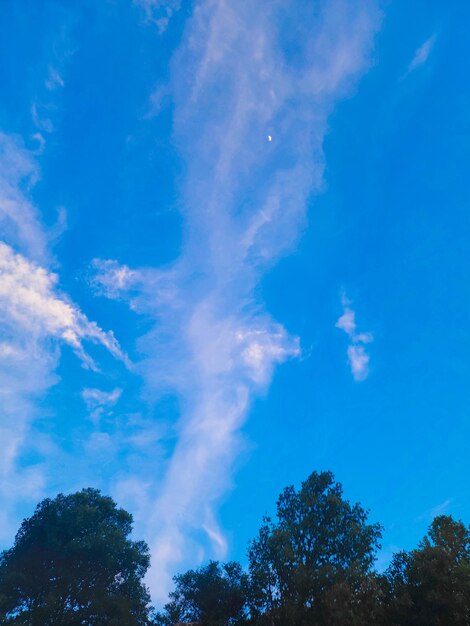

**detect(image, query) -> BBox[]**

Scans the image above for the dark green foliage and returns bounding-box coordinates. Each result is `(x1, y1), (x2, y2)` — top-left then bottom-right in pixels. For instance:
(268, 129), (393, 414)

(247, 471), (383, 625)
(0, 488), (152, 625)
(1, 474), (469, 626)
(384, 515), (470, 625)
(154, 560), (249, 626)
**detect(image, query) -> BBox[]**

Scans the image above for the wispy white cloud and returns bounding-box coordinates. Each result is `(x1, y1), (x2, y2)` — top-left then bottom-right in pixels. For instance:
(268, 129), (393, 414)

(0, 243), (126, 370)
(336, 306), (357, 336)
(0, 241), (127, 537)
(336, 293), (373, 382)
(45, 66), (65, 91)
(0, 131), (125, 541)
(82, 387), (122, 424)
(31, 102), (55, 134)
(82, 386), (122, 407)
(347, 344), (371, 382)
(96, 0), (381, 600)
(91, 258), (137, 301)
(0, 133), (48, 263)
(405, 34), (437, 76)
(134, 0), (181, 33)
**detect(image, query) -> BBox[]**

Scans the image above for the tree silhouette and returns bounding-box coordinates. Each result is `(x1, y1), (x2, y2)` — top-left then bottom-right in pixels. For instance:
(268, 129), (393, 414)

(154, 560), (249, 626)
(0, 488), (152, 625)
(384, 515), (470, 625)
(247, 470), (382, 625)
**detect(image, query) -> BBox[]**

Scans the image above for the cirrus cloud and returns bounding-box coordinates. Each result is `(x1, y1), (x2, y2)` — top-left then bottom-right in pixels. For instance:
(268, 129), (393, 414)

(95, 0), (381, 601)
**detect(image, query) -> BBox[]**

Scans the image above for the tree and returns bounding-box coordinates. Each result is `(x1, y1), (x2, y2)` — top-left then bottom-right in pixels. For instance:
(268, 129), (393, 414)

(0, 488), (153, 625)
(247, 471), (382, 625)
(384, 515), (470, 625)
(154, 560), (249, 626)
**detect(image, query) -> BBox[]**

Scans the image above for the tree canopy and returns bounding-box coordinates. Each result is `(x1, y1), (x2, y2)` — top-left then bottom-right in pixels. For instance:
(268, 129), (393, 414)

(247, 470), (383, 625)
(0, 488), (152, 625)
(154, 561), (249, 626)
(384, 515), (470, 625)
(1, 474), (469, 625)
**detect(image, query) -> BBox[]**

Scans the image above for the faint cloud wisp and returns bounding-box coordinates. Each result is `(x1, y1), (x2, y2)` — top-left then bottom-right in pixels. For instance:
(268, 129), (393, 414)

(336, 293), (373, 382)
(134, 0), (181, 32)
(404, 34), (437, 78)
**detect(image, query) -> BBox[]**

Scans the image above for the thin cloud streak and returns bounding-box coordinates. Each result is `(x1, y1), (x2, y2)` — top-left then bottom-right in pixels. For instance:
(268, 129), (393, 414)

(97, 0), (381, 600)
(430, 498), (452, 518)
(409, 35), (436, 71)
(0, 133), (49, 263)
(405, 34), (437, 77)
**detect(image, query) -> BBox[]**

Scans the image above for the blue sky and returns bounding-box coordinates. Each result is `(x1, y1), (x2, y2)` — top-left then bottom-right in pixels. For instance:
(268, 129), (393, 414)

(0, 0), (469, 604)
